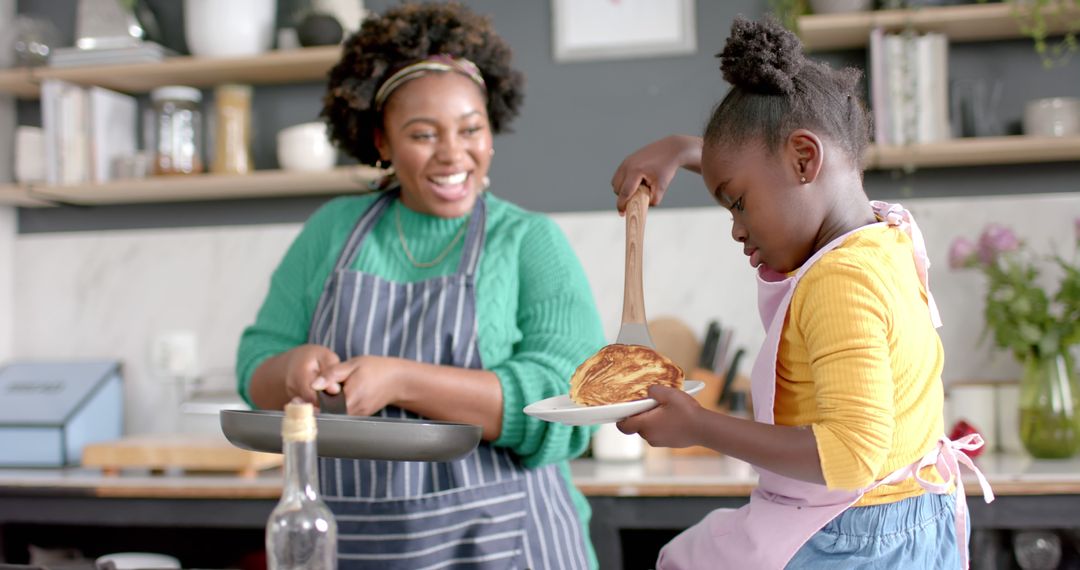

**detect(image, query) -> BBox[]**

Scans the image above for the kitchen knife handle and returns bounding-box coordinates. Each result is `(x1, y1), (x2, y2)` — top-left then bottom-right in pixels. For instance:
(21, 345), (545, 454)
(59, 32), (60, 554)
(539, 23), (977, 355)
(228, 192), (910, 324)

(622, 184), (650, 325)
(318, 390), (348, 415)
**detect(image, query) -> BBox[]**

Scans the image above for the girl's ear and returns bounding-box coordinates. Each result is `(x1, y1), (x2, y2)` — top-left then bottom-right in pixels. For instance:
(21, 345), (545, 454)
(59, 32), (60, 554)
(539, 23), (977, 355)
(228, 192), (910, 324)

(785, 129), (823, 185)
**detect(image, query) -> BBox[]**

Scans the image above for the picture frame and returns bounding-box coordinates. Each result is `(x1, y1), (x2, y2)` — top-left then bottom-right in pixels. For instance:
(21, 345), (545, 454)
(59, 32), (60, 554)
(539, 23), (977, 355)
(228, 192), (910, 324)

(551, 0), (697, 63)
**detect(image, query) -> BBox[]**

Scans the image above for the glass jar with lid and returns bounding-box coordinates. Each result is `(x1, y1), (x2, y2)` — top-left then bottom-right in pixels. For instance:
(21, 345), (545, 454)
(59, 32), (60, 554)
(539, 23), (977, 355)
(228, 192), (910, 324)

(151, 85), (204, 175)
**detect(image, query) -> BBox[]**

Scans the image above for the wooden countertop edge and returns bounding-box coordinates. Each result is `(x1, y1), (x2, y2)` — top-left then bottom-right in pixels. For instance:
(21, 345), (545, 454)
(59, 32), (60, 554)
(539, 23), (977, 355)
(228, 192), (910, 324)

(579, 480), (1080, 497)
(16, 479), (1057, 499)
(575, 483), (758, 497)
(92, 485), (283, 499)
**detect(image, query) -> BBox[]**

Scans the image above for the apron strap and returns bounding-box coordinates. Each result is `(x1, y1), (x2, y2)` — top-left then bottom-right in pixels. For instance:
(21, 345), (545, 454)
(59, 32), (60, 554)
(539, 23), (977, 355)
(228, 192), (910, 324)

(309, 190), (398, 342)
(868, 434), (994, 570)
(870, 201), (943, 328)
(456, 194), (487, 277)
(336, 189), (400, 271)
(308, 190), (488, 342)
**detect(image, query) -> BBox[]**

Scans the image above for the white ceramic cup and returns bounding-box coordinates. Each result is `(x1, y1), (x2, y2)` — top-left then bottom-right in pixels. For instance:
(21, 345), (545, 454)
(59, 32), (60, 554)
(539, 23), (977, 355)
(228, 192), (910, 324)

(995, 383), (1024, 454)
(14, 125), (45, 183)
(1023, 97), (1080, 137)
(945, 383), (998, 452)
(95, 552), (181, 570)
(276, 122), (338, 172)
(592, 423), (644, 461)
(184, 0), (276, 58)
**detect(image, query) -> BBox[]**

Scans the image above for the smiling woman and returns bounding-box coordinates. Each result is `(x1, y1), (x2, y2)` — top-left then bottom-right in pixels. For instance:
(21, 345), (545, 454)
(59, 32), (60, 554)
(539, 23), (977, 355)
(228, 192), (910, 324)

(235, 3), (606, 569)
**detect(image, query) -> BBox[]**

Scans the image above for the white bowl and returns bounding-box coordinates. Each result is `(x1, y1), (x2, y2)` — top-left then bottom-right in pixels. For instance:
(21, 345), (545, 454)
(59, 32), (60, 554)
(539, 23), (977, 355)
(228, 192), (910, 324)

(96, 552), (181, 569)
(184, 0), (275, 58)
(276, 122), (338, 172)
(1023, 97), (1080, 137)
(809, 0), (874, 14)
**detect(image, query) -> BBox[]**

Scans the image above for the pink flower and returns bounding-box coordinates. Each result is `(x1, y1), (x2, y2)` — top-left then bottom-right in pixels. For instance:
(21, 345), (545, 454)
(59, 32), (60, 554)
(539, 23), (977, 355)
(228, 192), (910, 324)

(978, 224), (1019, 264)
(949, 237), (977, 269)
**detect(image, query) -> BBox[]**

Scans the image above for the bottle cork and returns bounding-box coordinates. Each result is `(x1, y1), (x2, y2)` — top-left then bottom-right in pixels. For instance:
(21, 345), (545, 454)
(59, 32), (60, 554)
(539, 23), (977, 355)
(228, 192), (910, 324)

(282, 401), (317, 442)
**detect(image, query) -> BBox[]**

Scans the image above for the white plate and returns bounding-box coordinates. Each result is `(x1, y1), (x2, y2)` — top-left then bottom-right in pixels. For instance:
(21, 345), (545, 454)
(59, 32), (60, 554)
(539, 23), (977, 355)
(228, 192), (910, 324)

(523, 381), (705, 426)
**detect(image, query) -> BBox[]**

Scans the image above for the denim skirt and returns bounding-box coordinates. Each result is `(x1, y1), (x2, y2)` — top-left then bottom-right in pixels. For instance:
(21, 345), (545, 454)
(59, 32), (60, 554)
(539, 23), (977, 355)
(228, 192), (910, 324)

(787, 491), (965, 569)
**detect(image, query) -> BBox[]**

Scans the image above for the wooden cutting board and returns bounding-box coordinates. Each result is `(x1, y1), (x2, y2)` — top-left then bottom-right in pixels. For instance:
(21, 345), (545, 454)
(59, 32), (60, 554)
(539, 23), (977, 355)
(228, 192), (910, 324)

(82, 434), (282, 479)
(648, 316), (701, 375)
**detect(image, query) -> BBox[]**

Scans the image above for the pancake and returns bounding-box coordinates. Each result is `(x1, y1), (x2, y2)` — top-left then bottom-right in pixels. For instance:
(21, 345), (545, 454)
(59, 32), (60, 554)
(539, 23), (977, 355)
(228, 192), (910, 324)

(570, 344), (684, 406)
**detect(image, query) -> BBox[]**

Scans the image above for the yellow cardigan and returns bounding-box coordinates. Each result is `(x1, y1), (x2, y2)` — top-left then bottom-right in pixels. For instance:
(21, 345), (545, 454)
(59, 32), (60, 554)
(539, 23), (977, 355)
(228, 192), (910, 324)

(775, 225), (945, 506)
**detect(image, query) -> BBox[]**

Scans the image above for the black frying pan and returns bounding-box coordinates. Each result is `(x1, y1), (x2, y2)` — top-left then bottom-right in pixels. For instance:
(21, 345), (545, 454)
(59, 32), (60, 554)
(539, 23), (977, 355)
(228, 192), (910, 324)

(220, 392), (482, 462)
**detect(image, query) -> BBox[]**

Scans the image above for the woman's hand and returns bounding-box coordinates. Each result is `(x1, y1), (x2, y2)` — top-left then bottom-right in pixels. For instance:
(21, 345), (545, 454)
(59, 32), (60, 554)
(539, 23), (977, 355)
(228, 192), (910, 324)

(616, 384), (705, 448)
(318, 356), (408, 416)
(282, 344), (342, 404)
(611, 135), (703, 213)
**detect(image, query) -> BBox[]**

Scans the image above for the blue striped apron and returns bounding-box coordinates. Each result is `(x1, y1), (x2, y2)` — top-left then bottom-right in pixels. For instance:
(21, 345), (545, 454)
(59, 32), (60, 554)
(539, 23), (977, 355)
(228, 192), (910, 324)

(309, 190), (590, 569)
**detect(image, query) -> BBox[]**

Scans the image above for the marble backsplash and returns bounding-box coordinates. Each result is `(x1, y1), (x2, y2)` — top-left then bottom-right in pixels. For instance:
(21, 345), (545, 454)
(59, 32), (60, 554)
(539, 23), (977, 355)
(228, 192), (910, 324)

(0, 206), (13, 362)
(4, 192), (1079, 435)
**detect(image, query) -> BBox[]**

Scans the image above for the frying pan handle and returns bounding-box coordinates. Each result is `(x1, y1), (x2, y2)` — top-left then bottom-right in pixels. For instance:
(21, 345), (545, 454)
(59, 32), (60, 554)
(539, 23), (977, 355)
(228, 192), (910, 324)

(317, 390), (348, 415)
(621, 184), (650, 325)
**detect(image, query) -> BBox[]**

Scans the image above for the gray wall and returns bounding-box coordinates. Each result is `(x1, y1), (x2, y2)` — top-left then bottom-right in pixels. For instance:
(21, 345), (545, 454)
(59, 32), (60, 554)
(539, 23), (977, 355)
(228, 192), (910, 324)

(14, 0), (1080, 233)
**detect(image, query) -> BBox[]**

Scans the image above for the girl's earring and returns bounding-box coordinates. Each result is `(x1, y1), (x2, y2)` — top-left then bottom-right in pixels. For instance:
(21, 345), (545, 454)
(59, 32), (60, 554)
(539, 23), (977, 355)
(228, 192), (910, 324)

(800, 176), (807, 184)
(482, 176), (491, 190)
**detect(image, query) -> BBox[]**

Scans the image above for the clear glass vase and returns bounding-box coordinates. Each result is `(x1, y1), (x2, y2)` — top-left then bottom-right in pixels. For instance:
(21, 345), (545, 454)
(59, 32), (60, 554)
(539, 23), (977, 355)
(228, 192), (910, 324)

(1018, 349), (1080, 459)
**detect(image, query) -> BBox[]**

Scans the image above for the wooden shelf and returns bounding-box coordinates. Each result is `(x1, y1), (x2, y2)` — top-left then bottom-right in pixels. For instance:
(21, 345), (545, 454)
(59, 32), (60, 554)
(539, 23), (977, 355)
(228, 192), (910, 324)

(0, 46), (343, 98)
(0, 184), (50, 207)
(4, 138), (1075, 206)
(800, 2), (1080, 51)
(865, 135), (1080, 169)
(36, 45), (341, 94)
(0, 67), (41, 99)
(2, 166), (382, 207)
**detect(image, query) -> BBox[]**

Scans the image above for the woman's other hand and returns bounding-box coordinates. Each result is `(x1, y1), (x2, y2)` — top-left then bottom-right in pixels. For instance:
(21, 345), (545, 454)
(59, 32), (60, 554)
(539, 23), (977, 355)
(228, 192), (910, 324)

(611, 135), (703, 213)
(282, 344), (342, 405)
(616, 384), (704, 448)
(319, 356), (407, 416)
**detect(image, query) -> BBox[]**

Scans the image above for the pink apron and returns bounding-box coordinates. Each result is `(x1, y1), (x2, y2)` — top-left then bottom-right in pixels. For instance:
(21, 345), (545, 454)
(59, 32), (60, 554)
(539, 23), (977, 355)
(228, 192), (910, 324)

(657, 201), (995, 570)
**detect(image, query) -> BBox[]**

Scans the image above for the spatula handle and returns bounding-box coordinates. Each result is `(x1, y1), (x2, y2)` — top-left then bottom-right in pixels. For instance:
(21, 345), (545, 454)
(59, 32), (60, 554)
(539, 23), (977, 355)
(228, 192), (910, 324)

(622, 185), (650, 325)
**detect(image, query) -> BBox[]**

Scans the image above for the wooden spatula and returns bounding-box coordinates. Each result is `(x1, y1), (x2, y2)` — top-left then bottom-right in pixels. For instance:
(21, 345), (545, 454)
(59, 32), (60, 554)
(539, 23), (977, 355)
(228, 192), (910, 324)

(614, 185), (655, 348)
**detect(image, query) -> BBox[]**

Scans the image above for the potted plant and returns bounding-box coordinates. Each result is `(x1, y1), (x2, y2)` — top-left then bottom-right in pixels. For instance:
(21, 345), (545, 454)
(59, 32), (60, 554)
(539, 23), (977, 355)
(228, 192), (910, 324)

(995, 0), (1080, 67)
(949, 218), (1080, 458)
(769, 0), (809, 32)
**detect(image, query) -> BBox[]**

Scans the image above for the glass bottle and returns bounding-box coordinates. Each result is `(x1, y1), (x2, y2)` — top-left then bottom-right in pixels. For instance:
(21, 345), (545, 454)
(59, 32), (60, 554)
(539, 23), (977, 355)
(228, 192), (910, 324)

(1018, 349), (1080, 459)
(267, 401), (337, 569)
(211, 84), (253, 174)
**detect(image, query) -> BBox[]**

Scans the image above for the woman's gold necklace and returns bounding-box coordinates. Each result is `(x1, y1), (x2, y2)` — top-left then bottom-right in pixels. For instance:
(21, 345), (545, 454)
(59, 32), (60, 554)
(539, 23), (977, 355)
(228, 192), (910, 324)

(395, 205), (468, 268)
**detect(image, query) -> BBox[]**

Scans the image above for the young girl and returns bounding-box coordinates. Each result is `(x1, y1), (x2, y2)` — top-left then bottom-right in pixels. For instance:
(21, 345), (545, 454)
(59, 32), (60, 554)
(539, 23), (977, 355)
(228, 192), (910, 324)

(611, 17), (993, 569)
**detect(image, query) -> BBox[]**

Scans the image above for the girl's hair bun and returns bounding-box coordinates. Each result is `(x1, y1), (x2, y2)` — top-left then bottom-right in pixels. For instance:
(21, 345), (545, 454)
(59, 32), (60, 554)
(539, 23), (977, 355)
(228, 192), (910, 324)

(719, 16), (804, 96)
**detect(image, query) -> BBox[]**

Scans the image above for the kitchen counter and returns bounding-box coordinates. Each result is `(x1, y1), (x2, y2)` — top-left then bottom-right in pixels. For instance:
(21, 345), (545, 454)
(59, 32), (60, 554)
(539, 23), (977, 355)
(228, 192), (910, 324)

(572, 451), (1080, 496)
(2, 452), (1080, 568)
(3, 451), (1077, 499)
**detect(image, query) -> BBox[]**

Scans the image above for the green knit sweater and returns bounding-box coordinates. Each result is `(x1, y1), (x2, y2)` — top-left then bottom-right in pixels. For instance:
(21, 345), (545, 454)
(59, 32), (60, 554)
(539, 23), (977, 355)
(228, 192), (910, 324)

(236, 191), (605, 567)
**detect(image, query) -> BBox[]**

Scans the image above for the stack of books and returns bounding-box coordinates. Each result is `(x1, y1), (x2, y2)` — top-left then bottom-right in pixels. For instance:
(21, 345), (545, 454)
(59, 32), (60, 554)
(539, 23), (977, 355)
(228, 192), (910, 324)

(868, 29), (950, 146)
(48, 41), (176, 68)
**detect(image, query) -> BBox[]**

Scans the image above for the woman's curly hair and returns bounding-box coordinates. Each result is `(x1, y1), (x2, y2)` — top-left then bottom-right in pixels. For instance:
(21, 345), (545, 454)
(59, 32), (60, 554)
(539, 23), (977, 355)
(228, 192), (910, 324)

(321, 2), (524, 166)
(705, 16), (870, 167)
